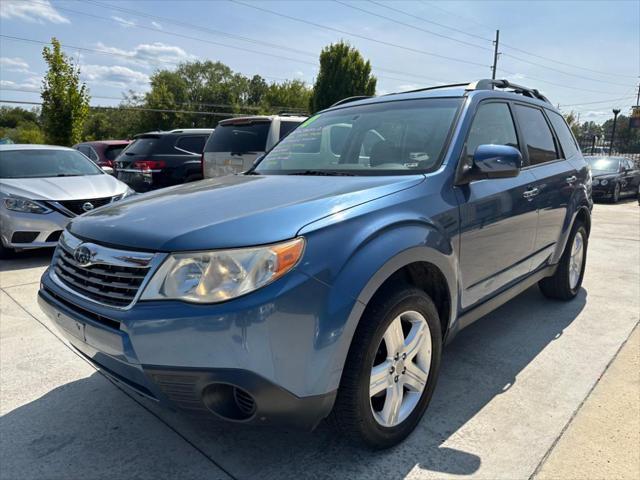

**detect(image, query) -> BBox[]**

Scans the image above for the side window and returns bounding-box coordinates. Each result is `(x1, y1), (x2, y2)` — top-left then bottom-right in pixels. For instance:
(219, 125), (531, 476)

(514, 104), (559, 166)
(278, 121), (300, 140)
(547, 110), (579, 158)
(465, 102), (518, 160)
(78, 145), (95, 160)
(175, 135), (207, 154)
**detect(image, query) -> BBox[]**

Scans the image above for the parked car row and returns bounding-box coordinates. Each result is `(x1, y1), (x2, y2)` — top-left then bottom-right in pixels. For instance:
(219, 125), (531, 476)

(585, 155), (640, 202)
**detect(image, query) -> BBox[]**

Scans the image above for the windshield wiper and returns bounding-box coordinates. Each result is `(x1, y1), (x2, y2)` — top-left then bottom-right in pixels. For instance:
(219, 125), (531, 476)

(56, 174), (81, 177)
(287, 170), (356, 176)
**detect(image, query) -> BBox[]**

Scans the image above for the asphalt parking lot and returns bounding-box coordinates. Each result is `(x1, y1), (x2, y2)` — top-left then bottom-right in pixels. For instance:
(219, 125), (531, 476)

(1, 201), (638, 480)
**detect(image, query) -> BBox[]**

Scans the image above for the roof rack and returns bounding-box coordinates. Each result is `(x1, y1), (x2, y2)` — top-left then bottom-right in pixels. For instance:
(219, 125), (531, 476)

(330, 96), (372, 107)
(467, 79), (550, 104)
(277, 111), (308, 117)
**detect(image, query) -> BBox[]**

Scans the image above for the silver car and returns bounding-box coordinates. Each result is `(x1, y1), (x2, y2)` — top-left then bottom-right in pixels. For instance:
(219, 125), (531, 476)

(0, 144), (134, 257)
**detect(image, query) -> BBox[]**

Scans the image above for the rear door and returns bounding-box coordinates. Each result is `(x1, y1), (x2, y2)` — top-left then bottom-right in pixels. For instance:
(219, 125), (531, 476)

(202, 120), (271, 177)
(457, 101), (539, 309)
(515, 105), (577, 271)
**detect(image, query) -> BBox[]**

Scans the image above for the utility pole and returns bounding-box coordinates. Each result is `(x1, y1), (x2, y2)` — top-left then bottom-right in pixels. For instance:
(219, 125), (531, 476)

(636, 82), (639, 107)
(610, 108), (620, 155)
(491, 30), (500, 80)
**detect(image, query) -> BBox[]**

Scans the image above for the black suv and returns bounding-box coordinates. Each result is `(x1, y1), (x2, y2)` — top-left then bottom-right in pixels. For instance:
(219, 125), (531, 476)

(115, 129), (213, 192)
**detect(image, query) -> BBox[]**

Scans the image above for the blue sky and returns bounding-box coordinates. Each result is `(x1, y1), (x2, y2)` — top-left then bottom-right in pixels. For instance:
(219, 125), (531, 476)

(0, 0), (638, 123)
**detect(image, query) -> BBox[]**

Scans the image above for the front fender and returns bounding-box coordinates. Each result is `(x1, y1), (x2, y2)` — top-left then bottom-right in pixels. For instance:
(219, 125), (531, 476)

(297, 193), (458, 392)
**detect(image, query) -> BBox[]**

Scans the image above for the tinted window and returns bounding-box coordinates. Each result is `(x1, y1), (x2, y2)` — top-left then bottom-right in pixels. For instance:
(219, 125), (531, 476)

(105, 145), (127, 160)
(547, 110), (579, 158)
(175, 135), (207, 154)
(255, 98), (462, 175)
(0, 149), (103, 178)
(125, 137), (161, 155)
(279, 120), (300, 139)
(514, 105), (558, 165)
(77, 144), (97, 160)
(465, 102), (518, 160)
(205, 122), (270, 153)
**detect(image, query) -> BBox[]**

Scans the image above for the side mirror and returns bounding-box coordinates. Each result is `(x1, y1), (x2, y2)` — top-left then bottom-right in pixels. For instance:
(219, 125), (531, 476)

(472, 144), (522, 179)
(101, 166), (114, 175)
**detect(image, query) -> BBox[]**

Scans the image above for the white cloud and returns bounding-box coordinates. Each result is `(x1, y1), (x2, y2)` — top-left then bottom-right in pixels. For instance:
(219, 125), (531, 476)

(0, 76), (41, 90)
(80, 64), (150, 88)
(0, 57), (30, 73)
(0, 0), (69, 24)
(151, 20), (162, 29)
(95, 42), (195, 67)
(112, 15), (136, 28)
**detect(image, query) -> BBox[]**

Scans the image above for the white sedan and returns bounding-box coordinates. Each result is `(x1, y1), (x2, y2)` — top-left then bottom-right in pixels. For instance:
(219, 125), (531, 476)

(0, 144), (134, 257)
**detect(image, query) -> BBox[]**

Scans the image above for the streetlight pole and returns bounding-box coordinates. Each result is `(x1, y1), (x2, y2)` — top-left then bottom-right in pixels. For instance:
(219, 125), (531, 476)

(609, 108), (620, 155)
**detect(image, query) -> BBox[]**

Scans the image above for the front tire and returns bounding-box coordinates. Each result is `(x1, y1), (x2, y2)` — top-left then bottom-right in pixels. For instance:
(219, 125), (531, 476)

(331, 285), (442, 449)
(539, 222), (588, 300)
(612, 183), (621, 203)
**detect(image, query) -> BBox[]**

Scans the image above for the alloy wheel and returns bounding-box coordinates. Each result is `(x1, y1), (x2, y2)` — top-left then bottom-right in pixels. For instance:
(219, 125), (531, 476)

(569, 231), (585, 290)
(369, 311), (432, 427)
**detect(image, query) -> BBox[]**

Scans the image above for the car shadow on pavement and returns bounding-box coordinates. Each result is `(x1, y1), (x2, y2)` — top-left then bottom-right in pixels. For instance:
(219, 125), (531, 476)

(0, 286), (586, 480)
(0, 249), (54, 272)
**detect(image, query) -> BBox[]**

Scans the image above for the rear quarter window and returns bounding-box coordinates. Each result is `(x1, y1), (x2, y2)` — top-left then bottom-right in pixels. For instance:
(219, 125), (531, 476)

(547, 110), (579, 158)
(175, 135), (208, 154)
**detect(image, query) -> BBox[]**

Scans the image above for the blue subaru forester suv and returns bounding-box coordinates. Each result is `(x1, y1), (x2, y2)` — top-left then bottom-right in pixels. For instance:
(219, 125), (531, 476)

(39, 79), (592, 448)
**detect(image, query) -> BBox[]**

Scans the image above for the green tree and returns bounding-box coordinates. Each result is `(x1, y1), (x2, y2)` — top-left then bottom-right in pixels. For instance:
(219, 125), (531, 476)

(41, 37), (90, 145)
(309, 41), (376, 113)
(263, 80), (312, 114)
(0, 106), (39, 128)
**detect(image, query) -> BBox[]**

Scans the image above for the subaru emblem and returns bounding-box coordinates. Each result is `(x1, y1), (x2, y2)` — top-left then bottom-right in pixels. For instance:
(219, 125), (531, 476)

(82, 202), (94, 212)
(73, 245), (93, 266)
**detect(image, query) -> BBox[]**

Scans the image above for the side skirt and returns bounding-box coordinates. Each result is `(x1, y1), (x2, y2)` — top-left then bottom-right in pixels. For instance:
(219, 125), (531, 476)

(446, 265), (556, 344)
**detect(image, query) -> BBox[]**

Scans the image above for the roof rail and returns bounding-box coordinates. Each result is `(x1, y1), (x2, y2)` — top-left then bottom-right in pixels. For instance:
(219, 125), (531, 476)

(277, 111), (308, 117)
(467, 79), (551, 104)
(330, 96), (372, 107)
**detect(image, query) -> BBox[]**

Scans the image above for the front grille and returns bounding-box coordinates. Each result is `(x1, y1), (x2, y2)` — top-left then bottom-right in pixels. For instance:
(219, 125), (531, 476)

(46, 230), (63, 242)
(53, 242), (152, 308)
(56, 196), (114, 216)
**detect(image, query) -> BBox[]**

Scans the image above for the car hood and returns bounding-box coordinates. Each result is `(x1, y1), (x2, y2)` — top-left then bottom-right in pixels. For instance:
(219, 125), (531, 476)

(0, 174), (127, 200)
(68, 174), (424, 251)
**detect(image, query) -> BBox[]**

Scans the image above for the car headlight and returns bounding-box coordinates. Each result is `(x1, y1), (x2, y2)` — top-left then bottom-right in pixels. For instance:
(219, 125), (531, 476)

(141, 237), (305, 303)
(600, 179), (608, 186)
(592, 179), (599, 186)
(3, 196), (51, 214)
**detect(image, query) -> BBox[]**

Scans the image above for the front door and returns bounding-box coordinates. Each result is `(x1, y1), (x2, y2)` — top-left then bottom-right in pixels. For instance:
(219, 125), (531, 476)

(457, 101), (539, 309)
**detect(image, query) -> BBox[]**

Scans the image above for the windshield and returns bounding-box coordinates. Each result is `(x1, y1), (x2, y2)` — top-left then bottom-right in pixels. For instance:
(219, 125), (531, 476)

(0, 149), (103, 178)
(586, 156), (621, 174)
(254, 98), (462, 175)
(204, 121), (270, 154)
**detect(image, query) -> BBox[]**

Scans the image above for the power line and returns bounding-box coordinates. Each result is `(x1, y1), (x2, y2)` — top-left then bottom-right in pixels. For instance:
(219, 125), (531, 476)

(416, 1), (637, 79)
(501, 53), (635, 88)
(76, 0), (477, 84)
(334, 0), (493, 52)
(560, 96), (637, 107)
(0, 98), (260, 117)
(0, 87), (307, 112)
(498, 68), (631, 95)
(368, 0), (494, 43)
(228, 0), (490, 68)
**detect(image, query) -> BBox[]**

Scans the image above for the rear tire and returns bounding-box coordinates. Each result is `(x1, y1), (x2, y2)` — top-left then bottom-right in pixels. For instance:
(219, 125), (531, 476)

(331, 284), (442, 449)
(539, 222), (588, 300)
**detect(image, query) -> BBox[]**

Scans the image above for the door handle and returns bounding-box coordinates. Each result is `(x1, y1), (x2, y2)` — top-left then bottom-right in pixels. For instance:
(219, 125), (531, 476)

(566, 175), (577, 184)
(523, 187), (540, 200)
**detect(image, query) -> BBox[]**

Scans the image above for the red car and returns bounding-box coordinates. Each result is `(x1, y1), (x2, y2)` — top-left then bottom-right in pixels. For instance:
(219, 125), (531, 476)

(73, 140), (131, 172)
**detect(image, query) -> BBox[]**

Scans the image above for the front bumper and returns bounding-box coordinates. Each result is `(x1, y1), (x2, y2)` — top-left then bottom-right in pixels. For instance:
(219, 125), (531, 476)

(0, 208), (70, 249)
(38, 267), (346, 430)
